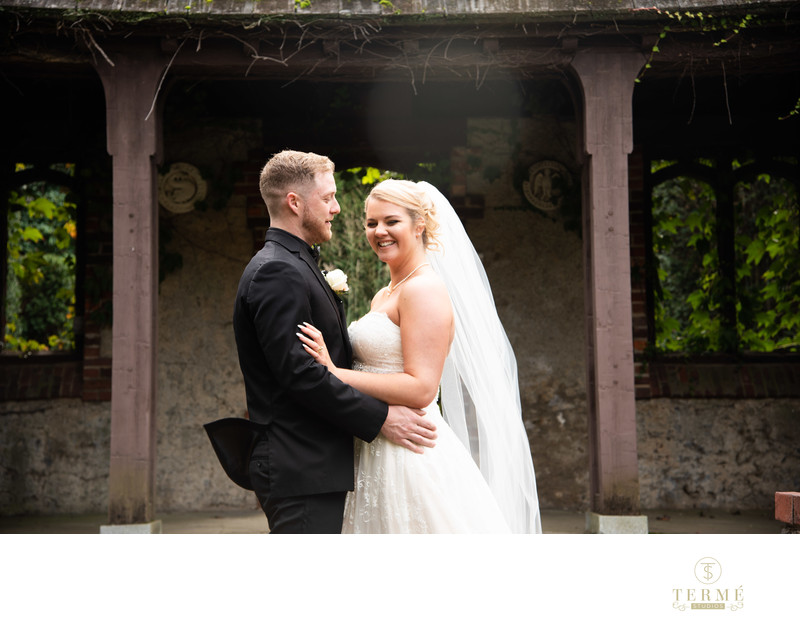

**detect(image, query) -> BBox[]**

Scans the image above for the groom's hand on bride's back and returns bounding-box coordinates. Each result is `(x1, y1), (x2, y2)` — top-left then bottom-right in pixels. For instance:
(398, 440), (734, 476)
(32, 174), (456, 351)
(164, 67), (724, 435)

(380, 406), (437, 454)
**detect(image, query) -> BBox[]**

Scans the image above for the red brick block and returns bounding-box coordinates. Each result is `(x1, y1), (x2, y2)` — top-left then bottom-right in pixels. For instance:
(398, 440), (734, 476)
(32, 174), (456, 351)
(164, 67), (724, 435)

(775, 491), (800, 526)
(246, 202), (267, 219)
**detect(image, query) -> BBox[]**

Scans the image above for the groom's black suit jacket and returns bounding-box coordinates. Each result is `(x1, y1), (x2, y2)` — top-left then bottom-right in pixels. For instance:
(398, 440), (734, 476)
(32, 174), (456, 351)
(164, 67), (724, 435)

(233, 228), (387, 498)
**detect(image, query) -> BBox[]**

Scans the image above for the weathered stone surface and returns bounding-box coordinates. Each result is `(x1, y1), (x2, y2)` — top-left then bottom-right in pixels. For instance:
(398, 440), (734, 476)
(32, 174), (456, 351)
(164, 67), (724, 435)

(0, 399), (111, 514)
(637, 398), (800, 510)
(100, 520), (162, 533)
(459, 116), (589, 510)
(586, 512), (648, 534)
(154, 118), (264, 512)
(3, 86), (797, 518)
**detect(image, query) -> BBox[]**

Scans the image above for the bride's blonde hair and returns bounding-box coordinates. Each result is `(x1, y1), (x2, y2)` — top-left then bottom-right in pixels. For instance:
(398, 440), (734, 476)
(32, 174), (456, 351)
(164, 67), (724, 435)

(365, 179), (442, 251)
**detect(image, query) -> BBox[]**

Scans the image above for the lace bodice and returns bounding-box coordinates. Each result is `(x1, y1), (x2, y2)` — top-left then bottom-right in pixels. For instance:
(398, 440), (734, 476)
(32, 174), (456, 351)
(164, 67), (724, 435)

(348, 311), (404, 374)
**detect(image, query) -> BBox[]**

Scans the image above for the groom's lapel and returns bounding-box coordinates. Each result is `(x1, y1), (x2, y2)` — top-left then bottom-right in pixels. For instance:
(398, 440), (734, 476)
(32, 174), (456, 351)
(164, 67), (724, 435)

(298, 248), (348, 337)
(265, 229), (349, 346)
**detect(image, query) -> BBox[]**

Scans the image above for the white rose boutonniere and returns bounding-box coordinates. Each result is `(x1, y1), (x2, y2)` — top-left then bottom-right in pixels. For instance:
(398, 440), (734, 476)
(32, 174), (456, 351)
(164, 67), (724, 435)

(324, 268), (349, 296)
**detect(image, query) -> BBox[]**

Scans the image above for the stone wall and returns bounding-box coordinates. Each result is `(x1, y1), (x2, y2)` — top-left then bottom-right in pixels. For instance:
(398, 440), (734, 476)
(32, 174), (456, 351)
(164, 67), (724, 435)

(3, 108), (797, 517)
(456, 116), (589, 509)
(637, 398), (800, 510)
(154, 117), (263, 512)
(149, 111), (592, 512)
(0, 399), (110, 514)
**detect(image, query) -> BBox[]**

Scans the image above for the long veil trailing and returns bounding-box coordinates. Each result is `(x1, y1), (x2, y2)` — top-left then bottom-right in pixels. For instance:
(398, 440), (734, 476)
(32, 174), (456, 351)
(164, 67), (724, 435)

(419, 182), (542, 534)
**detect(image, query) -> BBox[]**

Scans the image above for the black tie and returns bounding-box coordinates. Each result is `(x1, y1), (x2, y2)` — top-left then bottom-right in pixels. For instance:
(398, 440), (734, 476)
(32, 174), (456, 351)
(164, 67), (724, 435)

(310, 244), (321, 262)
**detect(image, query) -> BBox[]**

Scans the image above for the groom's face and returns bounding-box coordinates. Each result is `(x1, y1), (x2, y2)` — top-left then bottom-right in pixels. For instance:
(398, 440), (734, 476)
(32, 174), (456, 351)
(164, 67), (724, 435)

(299, 171), (340, 245)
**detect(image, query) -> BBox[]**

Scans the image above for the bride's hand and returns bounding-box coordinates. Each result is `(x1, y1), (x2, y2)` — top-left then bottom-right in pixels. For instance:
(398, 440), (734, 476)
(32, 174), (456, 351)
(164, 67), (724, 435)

(297, 322), (335, 370)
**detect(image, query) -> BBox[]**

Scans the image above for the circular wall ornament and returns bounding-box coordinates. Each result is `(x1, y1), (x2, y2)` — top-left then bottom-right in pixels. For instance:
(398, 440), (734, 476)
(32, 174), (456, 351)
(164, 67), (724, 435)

(158, 163), (207, 214)
(522, 160), (572, 214)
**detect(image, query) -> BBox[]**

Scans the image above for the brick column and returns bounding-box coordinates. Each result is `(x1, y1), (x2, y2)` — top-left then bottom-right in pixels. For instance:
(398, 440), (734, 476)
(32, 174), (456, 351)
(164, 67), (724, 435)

(95, 48), (165, 527)
(775, 492), (800, 533)
(628, 147), (651, 399)
(571, 49), (646, 521)
(82, 166), (113, 402)
(239, 155), (269, 253)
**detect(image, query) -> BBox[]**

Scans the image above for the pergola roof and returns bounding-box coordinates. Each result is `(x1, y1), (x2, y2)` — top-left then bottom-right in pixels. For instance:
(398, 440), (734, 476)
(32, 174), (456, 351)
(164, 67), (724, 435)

(2, 0), (798, 81)
(1, 0), (793, 20)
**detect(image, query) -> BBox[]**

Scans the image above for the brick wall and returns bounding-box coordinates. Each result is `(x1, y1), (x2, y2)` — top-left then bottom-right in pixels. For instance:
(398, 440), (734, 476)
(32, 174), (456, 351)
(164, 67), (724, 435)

(0, 358), (82, 400)
(81, 179), (112, 402)
(629, 147), (651, 399)
(238, 155), (269, 254)
(647, 361), (800, 398)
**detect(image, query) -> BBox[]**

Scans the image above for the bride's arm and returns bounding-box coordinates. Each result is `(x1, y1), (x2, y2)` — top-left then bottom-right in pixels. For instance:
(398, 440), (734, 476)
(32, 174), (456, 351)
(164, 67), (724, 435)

(298, 276), (453, 409)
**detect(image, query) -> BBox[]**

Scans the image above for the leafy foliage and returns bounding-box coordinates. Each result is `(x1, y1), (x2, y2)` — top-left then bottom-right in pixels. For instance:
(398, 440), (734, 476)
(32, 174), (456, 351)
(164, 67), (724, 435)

(735, 174), (800, 351)
(651, 162), (799, 353)
(321, 164), (448, 324)
(652, 174), (718, 352)
(4, 167), (77, 352)
(637, 10), (757, 84)
(320, 167), (395, 325)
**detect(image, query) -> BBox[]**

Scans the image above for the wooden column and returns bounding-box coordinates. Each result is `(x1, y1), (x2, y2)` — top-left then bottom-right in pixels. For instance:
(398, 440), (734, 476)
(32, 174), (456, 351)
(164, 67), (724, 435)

(95, 49), (164, 525)
(571, 49), (645, 516)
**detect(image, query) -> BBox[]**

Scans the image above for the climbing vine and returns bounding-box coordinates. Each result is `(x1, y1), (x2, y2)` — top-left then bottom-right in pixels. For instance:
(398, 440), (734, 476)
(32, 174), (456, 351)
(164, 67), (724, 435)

(651, 159), (799, 354)
(4, 166), (77, 353)
(637, 10), (757, 84)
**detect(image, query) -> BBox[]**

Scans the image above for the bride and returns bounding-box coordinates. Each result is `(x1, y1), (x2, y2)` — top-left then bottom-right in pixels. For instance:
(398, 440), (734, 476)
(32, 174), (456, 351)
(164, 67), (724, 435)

(298, 179), (541, 534)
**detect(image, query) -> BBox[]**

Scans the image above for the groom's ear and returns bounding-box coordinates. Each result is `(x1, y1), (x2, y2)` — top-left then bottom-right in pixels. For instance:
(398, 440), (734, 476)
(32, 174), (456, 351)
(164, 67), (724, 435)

(286, 191), (303, 215)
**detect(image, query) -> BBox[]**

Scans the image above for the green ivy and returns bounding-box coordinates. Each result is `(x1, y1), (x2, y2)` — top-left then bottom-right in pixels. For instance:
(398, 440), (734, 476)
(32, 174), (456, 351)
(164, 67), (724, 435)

(651, 162), (799, 354)
(320, 167), (396, 324)
(4, 169), (77, 352)
(637, 10), (759, 85)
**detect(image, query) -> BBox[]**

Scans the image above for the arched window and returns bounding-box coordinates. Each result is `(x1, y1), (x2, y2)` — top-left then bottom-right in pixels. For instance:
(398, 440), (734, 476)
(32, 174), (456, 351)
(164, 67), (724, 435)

(2, 164), (81, 355)
(649, 158), (799, 354)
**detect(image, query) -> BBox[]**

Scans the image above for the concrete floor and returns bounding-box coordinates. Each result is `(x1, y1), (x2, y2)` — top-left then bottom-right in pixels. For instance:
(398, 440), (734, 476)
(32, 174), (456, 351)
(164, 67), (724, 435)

(0, 507), (785, 534)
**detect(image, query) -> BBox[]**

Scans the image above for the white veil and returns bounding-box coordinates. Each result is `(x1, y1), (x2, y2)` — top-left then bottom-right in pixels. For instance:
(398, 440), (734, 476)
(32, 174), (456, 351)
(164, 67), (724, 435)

(419, 182), (542, 534)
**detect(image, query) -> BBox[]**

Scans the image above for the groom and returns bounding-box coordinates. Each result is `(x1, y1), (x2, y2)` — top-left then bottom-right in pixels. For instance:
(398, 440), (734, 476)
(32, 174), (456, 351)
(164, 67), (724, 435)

(233, 150), (436, 533)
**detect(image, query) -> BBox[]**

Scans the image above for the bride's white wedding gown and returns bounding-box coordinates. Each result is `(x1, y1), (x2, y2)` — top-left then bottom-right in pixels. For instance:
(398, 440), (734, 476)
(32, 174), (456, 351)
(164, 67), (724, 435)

(342, 311), (511, 534)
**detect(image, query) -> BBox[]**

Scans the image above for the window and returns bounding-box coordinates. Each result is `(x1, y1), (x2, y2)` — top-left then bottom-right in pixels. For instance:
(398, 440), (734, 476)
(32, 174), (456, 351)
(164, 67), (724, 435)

(649, 158), (799, 355)
(3, 164), (79, 355)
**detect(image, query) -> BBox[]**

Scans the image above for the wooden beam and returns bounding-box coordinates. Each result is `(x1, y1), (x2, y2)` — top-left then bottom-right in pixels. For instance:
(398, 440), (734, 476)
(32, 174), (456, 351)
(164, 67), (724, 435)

(95, 47), (165, 525)
(572, 47), (645, 515)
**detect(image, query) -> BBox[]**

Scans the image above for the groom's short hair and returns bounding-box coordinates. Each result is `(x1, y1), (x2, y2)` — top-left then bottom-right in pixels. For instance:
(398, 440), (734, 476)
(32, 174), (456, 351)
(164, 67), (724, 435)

(260, 150), (335, 217)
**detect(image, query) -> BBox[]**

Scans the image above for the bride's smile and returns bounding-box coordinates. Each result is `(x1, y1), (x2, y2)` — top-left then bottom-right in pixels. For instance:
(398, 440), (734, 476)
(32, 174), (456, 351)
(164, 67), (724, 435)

(365, 198), (425, 271)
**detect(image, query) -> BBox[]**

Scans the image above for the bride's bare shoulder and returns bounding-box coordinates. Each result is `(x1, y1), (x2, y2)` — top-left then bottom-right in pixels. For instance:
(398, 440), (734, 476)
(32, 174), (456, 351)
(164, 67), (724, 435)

(398, 271), (452, 318)
(369, 286), (388, 309)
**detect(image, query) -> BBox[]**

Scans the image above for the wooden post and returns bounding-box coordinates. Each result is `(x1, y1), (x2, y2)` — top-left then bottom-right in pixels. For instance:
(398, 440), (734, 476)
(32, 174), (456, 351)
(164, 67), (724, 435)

(95, 49), (164, 526)
(571, 49), (646, 522)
